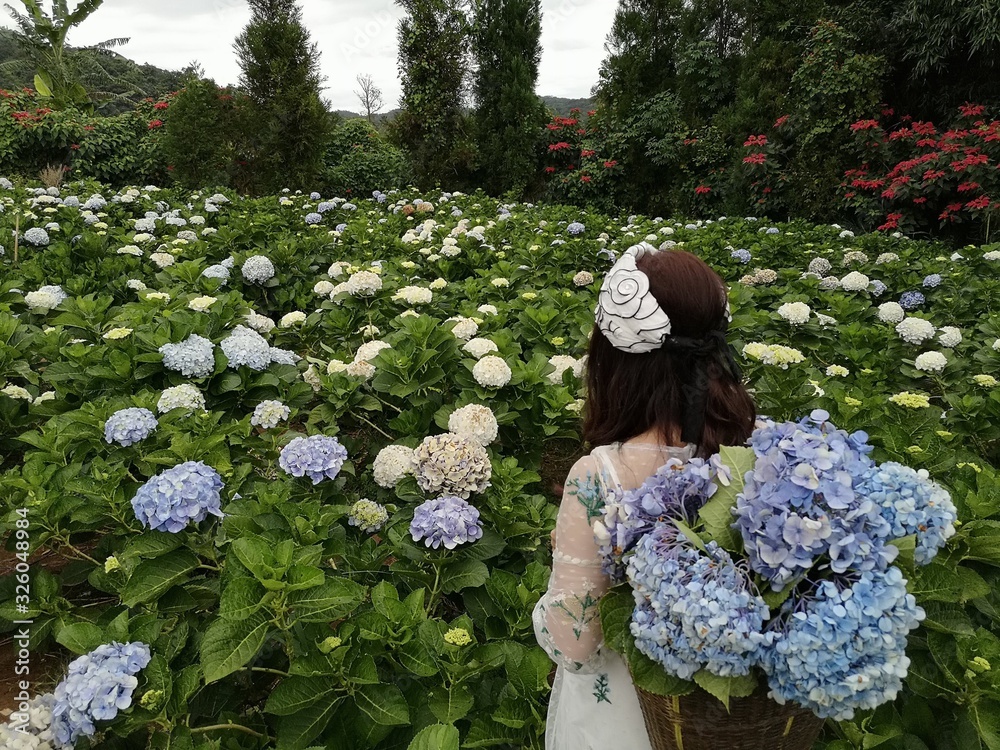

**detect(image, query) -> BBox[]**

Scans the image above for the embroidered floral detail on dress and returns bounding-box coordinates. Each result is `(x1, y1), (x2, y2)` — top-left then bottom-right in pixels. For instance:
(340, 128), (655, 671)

(593, 673), (611, 704)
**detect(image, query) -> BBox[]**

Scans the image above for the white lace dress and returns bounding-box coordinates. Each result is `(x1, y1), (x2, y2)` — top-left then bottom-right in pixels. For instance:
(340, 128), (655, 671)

(532, 442), (697, 750)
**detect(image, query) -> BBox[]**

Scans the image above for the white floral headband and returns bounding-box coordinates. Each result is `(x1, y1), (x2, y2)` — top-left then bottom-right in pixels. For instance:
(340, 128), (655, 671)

(594, 243), (732, 353)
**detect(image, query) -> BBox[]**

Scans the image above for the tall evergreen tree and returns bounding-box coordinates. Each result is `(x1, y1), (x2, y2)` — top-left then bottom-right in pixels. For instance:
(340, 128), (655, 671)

(234, 0), (329, 195)
(392, 0), (473, 189)
(594, 0), (686, 119)
(471, 0), (546, 196)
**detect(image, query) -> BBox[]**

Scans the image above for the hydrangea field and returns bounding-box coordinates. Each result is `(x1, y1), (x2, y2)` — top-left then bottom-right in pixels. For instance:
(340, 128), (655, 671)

(3, 182), (1000, 749)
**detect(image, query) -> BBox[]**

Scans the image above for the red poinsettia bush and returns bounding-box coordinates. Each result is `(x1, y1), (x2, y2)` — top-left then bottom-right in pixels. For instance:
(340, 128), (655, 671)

(840, 104), (1000, 239)
(540, 109), (623, 210)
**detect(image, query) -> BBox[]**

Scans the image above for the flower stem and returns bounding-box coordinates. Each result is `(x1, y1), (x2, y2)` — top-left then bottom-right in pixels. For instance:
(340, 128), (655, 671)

(190, 723), (268, 739)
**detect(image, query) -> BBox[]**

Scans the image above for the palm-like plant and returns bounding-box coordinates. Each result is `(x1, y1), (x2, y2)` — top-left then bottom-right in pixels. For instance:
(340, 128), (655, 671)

(3, 0), (130, 110)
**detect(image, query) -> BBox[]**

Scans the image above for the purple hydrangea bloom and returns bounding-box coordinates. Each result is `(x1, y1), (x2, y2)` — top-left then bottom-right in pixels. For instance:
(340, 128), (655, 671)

(104, 407), (157, 446)
(629, 526), (773, 679)
(410, 496), (483, 549)
(279, 435), (347, 484)
(859, 462), (957, 565)
(51, 642), (151, 747)
(763, 568), (923, 720)
(734, 410), (896, 590)
(899, 291), (925, 310)
(595, 455), (731, 581)
(731, 248), (752, 264)
(131, 461), (224, 533)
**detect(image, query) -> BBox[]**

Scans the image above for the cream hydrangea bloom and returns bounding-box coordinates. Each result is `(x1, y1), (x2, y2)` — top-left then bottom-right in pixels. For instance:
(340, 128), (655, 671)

(448, 403), (499, 446)
(372, 444), (417, 487)
(473, 356), (512, 387)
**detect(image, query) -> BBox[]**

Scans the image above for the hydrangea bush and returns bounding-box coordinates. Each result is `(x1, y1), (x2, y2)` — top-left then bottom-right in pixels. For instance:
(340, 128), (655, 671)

(1, 182), (999, 749)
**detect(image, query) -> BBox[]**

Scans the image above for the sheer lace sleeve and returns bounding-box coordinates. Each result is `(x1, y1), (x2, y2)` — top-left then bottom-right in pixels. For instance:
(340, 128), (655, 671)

(533, 455), (611, 674)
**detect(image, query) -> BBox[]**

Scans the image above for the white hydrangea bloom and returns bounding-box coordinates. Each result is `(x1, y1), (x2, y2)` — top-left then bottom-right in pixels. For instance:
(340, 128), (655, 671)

(938, 326), (962, 348)
(117, 244), (143, 257)
(448, 403), (499, 445)
(877, 302), (905, 324)
(251, 400), (290, 429)
(346, 360), (376, 380)
(1, 384), (32, 401)
(393, 286), (433, 305)
(245, 310), (276, 333)
(547, 355), (584, 383)
(429, 278), (448, 290)
(279, 311), (307, 328)
(914, 351), (947, 373)
(241, 255), (275, 284)
(447, 317), (479, 341)
(126, 279), (146, 291)
(328, 261), (351, 278)
(355, 340), (391, 363)
(895, 317), (935, 345)
(876, 252), (900, 264)
(345, 270), (382, 296)
(24, 285), (68, 312)
(463, 338), (499, 358)
(777, 302), (811, 325)
(372, 444), (417, 487)
(313, 280), (335, 296)
(840, 272), (869, 292)
(477, 304), (498, 316)
(150, 252), (175, 268)
(473, 355), (512, 387)
(188, 296), (217, 312)
(573, 271), (594, 286)
(327, 359), (349, 374)
(826, 365), (849, 377)
(157, 383), (206, 414)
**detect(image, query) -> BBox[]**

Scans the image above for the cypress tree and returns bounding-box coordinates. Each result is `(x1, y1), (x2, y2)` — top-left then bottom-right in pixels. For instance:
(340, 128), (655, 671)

(234, 0), (329, 195)
(471, 0), (546, 196)
(393, 0), (473, 189)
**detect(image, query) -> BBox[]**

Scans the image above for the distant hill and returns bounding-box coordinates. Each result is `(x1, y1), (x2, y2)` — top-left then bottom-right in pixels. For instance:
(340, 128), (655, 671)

(333, 95), (596, 125)
(0, 28), (184, 114)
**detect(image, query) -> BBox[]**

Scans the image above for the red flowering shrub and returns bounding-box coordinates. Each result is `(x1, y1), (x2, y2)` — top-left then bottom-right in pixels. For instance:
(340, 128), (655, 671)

(840, 103), (1000, 238)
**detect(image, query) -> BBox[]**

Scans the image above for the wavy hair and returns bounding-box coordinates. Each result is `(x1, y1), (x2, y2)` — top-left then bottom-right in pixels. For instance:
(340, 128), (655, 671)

(582, 249), (755, 457)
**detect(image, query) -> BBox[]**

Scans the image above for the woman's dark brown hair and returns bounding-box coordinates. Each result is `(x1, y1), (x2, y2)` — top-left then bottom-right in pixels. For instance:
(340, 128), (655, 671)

(583, 249), (755, 457)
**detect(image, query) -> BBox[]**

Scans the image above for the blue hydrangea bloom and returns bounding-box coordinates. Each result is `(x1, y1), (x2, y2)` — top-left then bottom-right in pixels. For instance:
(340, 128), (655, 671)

(52, 642), (151, 747)
(731, 248), (752, 264)
(220, 325), (271, 370)
(766, 227), (780, 234)
(899, 291), (925, 310)
(305, 212), (323, 225)
(104, 407), (157, 446)
(268, 347), (299, 366)
(310, 191), (321, 200)
(859, 462), (957, 565)
(567, 222), (586, 235)
(734, 410), (896, 590)
(131, 461), (224, 533)
(202, 263), (230, 281)
(763, 568), (924, 720)
(342, 202), (357, 211)
(279, 435), (347, 484)
(628, 527), (773, 679)
(317, 201), (335, 213)
(922, 274), (942, 288)
(159, 334), (215, 378)
(595, 455), (731, 581)
(335, 223), (347, 233)
(869, 280), (887, 297)
(410, 496), (483, 549)
(23, 227), (50, 246)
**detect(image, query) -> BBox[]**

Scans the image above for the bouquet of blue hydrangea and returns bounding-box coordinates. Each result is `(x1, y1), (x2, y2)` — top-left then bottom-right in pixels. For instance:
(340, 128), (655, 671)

(597, 410), (957, 741)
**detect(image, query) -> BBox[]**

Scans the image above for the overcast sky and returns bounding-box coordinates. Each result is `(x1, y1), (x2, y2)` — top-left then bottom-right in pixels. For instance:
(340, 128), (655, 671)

(20, 0), (617, 112)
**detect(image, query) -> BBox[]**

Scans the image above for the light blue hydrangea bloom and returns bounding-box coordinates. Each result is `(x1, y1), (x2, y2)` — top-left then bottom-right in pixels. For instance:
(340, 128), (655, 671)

(859, 462), (957, 565)
(734, 410), (896, 590)
(23, 227), (50, 246)
(104, 407), (157, 446)
(628, 525), (773, 679)
(731, 248), (752, 264)
(305, 212), (323, 225)
(202, 263), (230, 281)
(410, 495), (483, 549)
(51, 642), (151, 747)
(899, 291), (925, 310)
(566, 221), (585, 235)
(159, 334), (215, 378)
(131, 461), (224, 533)
(763, 568), (924, 720)
(279, 435), (347, 484)
(220, 325), (271, 370)
(922, 274), (942, 288)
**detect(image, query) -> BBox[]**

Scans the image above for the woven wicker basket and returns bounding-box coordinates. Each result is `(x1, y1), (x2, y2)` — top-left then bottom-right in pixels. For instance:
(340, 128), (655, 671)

(634, 684), (824, 750)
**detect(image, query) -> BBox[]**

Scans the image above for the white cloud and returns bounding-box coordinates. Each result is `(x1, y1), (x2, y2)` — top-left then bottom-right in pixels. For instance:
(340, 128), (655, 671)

(8, 0), (615, 111)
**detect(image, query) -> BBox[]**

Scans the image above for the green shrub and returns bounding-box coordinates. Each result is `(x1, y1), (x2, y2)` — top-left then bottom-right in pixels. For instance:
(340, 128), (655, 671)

(321, 119), (409, 197)
(161, 79), (242, 190)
